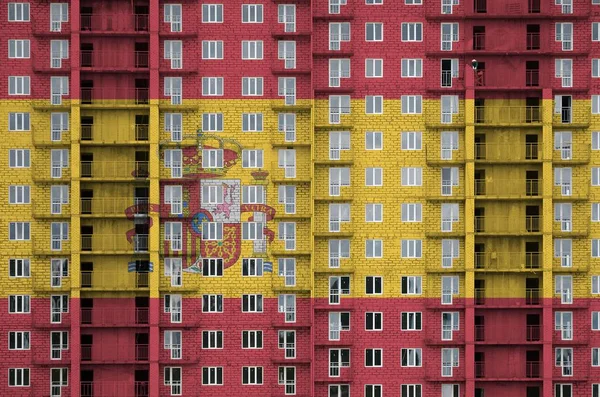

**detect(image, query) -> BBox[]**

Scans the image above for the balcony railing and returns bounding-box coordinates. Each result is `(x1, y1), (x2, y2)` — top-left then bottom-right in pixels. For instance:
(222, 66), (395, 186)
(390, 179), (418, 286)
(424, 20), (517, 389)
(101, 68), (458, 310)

(81, 88), (149, 106)
(81, 161), (149, 179)
(81, 271), (149, 290)
(81, 197), (148, 216)
(475, 361), (485, 378)
(475, 179), (540, 197)
(475, 106), (542, 125)
(474, 216), (541, 234)
(475, 143), (539, 162)
(80, 50), (149, 69)
(81, 124), (149, 142)
(527, 33), (540, 50)
(81, 234), (149, 253)
(81, 344), (149, 362)
(527, 325), (541, 341)
(81, 307), (149, 326)
(475, 325), (541, 343)
(80, 14), (149, 33)
(474, 252), (541, 271)
(526, 361), (541, 378)
(475, 288), (541, 306)
(475, 325), (485, 341)
(81, 381), (149, 397)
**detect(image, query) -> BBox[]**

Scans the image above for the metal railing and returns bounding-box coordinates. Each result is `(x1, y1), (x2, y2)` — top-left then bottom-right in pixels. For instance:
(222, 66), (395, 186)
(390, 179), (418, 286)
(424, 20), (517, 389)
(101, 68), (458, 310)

(80, 124), (149, 142)
(81, 88), (149, 105)
(475, 179), (540, 197)
(474, 106), (542, 124)
(80, 161), (149, 179)
(81, 234), (149, 252)
(474, 252), (541, 270)
(474, 216), (540, 234)
(81, 307), (149, 326)
(81, 271), (149, 289)
(81, 197), (148, 216)
(475, 288), (541, 306)
(81, 344), (149, 362)
(80, 381), (149, 397)
(80, 50), (149, 69)
(80, 14), (149, 33)
(475, 142), (539, 162)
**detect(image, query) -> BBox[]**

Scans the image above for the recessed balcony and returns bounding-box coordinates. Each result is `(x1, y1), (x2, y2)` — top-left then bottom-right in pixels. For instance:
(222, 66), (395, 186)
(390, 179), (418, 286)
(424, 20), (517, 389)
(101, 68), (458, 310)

(80, 14), (149, 35)
(474, 106), (542, 126)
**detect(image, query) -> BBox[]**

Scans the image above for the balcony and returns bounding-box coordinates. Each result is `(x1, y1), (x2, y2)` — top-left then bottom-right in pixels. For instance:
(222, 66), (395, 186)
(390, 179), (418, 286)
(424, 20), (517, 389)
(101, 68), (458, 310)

(81, 50), (149, 72)
(81, 307), (149, 327)
(475, 288), (541, 307)
(80, 14), (149, 35)
(475, 69), (543, 90)
(475, 325), (541, 343)
(475, 179), (541, 199)
(81, 381), (149, 397)
(475, 360), (540, 380)
(474, 252), (541, 271)
(81, 344), (149, 363)
(80, 161), (149, 180)
(81, 271), (149, 290)
(81, 123), (149, 144)
(474, 216), (541, 235)
(461, 0), (589, 19)
(81, 88), (149, 108)
(81, 234), (149, 253)
(474, 106), (542, 126)
(475, 142), (540, 163)
(81, 197), (149, 217)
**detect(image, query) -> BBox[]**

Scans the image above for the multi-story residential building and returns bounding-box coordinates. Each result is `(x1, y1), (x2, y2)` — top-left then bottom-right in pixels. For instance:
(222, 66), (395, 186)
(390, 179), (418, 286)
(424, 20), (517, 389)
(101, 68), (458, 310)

(2, 0), (600, 396)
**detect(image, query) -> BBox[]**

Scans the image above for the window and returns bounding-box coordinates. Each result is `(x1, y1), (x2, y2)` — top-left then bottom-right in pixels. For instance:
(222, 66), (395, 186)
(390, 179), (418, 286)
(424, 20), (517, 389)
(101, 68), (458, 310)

(401, 23), (423, 41)
(164, 77), (182, 104)
(278, 77), (296, 105)
(401, 203), (422, 222)
(9, 295), (30, 313)
(594, 384), (600, 397)
(366, 276), (383, 294)
(441, 23), (459, 50)
(202, 113), (223, 132)
(366, 0), (383, 4)
(401, 385), (422, 397)
(164, 40), (182, 69)
(442, 348), (459, 376)
(594, 59), (600, 78)
(441, 384), (460, 397)
(555, 167), (572, 196)
(164, 4), (182, 32)
(279, 113), (296, 142)
(202, 149), (224, 168)
(9, 258), (30, 278)
(50, 295), (68, 323)
(242, 41), (263, 60)
(593, 348), (600, 366)
(242, 4), (263, 23)
(365, 204), (383, 222)
(364, 312), (383, 331)
(329, 95), (351, 124)
(8, 368), (29, 386)
(9, 222), (30, 241)
(555, 384), (572, 397)
(242, 149), (264, 169)
(242, 367), (263, 385)
(555, 347), (573, 376)
(50, 185), (68, 215)
(329, 312), (351, 340)
(556, 23), (573, 51)
(595, 22), (600, 41)
(330, 385), (350, 397)
(50, 149), (68, 178)
(164, 258), (182, 287)
(242, 330), (263, 349)
(202, 41), (223, 60)
(365, 23), (383, 41)
(329, 239), (350, 268)
(329, 22), (351, 50)
(554, 203), (572, 232)
(278, 5), (296, 33)
(202, 184), (224, 205)
(278, 149), (296, 177)
(441, 95), (459, 123)
(242, 222), (265, 240)
(202, 330), (223, 349)
(8, 40), (30, 58)
(164, 367), (182, 395)
(202, 367), (223, 385)
(243, 258), (263, 277)
(49, 3), (68, 32)
(401, 240), (422, 258)
(50, 368), (68, 396)
(202, 4), (223, 23)
(366, 59), (383, 77)
(278, 222), (296, 250)
(401, 276), (422, 295)
(365, 168), (383, 186)
(8, 3), (30, 21)
(555, 275), (573, 304)
(242, 185), (264, 205)
(593, 275), (600, 294)
(164, 113), (182, 142)
(366, 385), (383, 397)
(365, 348), (382, 367)
(365, 239), (383, 258)
(401, 312), (422, 331)
(9, 185), (30, 205)
(50, 76), (68, 105)
(201, 222), (223, 241)
(8, 149), (29, 168)
(51, 222), (69, 251)
(164, 294), (182, 322)
(329, 59), (350, 87)
(442, 312), (460, 340)
(442, 239), (460, 268)
(242, 77), (263, 96)
(242, 113), (263, 132)
(401, 131), (422, 150)
(594, 95), (600, 114)
(401, 348), (422, 367)
(440, 276), (459, 305)
(242, 294), (263, 312)
(329, 276), (350, 305)
(329, 203), (350, 232)
(329, 167), (350, 196)
(202, 77), (224, 96)
(278, 41), (296, 69)
(594, 312), (600, 331)
(365, 95), (383, 114)
(278, 294), (296, 322)
(8, 112), (30, 131)
(401, 167), (422, 186)
(202, 294), (222, 313)
(8, 76), (30, 96)
(278, 366), (296, 395)
(278, 258), (296, 287)
(441, 203), (459, 232)
(401, 59), (423, 77)
(202, 258), (223, 277)
(9, 331), (30, 350)
(164, 330), (182, 359)
(164, 222), (183, 251)
(555, 239), (572, 268)
(365, 131), (383, 150)
(277, 185), (295, 215)
(164, 185), (182, 215)
(401, 95), (422, 114)
(555, 59), (573, 87)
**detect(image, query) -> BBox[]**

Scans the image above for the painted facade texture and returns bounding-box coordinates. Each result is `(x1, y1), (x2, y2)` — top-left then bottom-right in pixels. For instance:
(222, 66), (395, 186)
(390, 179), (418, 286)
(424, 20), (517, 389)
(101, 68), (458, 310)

(2, 0), (600, 396)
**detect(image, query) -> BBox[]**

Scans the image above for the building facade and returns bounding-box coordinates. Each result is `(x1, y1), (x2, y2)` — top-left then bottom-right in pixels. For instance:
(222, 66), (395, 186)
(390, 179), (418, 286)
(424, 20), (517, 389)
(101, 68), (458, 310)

(2, 0), (600, 396)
